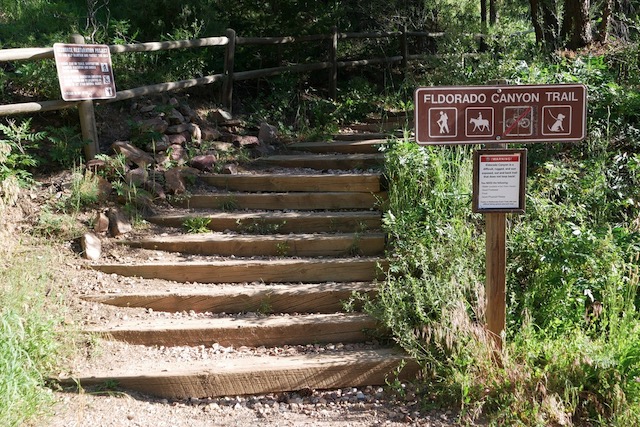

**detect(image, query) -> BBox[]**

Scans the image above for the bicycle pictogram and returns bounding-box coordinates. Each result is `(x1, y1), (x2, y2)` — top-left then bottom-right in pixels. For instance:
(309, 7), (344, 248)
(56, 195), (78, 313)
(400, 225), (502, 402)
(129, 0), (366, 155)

(503, 106), (533, 136)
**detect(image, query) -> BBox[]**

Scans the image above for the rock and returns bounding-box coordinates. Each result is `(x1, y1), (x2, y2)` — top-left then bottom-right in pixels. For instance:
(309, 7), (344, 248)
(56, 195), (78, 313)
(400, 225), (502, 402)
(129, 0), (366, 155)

(96, 176), (113, 201)
(221, 163), (238, 175)
(107, 208), (132, 236)
(143, 180), (167, 200)
(166, 122), (197, 134)
(230, 135), (260, 148)
(167, 133), (188, 146)
(168, 144), (188, 165)
(190, 154), (218, 172)
(80, 232), (101, 260)
(86, 158), (106, 173)
(168, 97), (179, 107)
(93, 211), (109, 233)
(146, 134), (171, 152)
(201, 126), (222, 141)
(259, 122), (279, 144)
(190, 123), (202, 144)
(210, 108), (233, 122)
(167, 108), (186, 125)
(210, 141), (234, 152)
(112, 141), (155, 168)
(164, 167), (199, 195)
(138, 117), (169, 134)
(138, 104), (156, 114)
(178, 104), (197, 122)
(125, 168), (148, 187)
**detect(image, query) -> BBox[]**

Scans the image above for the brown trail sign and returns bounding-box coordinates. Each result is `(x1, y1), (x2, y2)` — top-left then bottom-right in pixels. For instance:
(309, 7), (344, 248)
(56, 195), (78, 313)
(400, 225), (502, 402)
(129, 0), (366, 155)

(414, 84), (587, 145)
(413, 83), (588, 356)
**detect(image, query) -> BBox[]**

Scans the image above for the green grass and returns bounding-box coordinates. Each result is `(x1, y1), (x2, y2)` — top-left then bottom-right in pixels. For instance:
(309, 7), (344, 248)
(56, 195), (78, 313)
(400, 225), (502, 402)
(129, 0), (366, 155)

(366, 105), (640, 424)
(0, 241), (77, 427)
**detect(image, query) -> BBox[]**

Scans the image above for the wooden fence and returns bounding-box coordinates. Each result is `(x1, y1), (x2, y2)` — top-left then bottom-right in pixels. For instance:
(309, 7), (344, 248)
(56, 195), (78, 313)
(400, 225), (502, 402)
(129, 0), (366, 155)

(0, 28), (446, 159)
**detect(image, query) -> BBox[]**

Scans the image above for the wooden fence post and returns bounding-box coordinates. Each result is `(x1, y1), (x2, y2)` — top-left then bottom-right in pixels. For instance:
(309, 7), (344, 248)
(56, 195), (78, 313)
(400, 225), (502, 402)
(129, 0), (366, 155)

(222, 28), (236, 112)
(329, 26), (338, 101)
(69, 34), (99, 160)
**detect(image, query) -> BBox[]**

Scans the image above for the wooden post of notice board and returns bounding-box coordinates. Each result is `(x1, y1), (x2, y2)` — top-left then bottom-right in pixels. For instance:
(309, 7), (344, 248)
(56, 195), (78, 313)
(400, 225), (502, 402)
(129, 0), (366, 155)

(485, 209), (506, 352)
(69, 34), (100, 160)
(473, 146), (527, 354)
(485, 142), (506, 353)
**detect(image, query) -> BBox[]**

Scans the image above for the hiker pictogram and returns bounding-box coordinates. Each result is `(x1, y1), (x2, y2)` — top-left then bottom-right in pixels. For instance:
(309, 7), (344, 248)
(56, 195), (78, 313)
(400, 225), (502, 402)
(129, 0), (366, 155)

(437, 110), (450, 133)
(428, 107), (457, 139)
(542, 106), (572, 136)
(465, 107), (494, 137)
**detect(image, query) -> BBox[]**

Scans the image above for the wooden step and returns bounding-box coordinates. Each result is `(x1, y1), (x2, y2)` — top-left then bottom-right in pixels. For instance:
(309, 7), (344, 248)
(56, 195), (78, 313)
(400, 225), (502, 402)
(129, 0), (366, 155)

(288, 140), (385, 154)
(82, 282), (377, 314)
(200, 173), (380, 192)
(147, 211), (383, 233)
(172, 191), (387, 210)
(347, 122), (406, 132)
(87, 313), (378, 347)
(363, 114), (413, 124)
(333, 132), (397, 141)
(91, 257), (388, 283)
(56, 348), (418, 399)
(253, 153), (384, 170)
(123, 233), (386, 257)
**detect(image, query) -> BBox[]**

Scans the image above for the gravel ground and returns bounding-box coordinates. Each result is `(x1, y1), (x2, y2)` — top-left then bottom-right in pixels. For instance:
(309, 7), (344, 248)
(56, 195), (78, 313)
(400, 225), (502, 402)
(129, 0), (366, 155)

(43, 383), (461, 427)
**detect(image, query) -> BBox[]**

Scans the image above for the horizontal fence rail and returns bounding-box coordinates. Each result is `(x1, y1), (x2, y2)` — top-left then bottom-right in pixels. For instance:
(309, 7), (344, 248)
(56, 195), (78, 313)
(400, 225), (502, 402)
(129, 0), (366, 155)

(0, 27), (470, 158)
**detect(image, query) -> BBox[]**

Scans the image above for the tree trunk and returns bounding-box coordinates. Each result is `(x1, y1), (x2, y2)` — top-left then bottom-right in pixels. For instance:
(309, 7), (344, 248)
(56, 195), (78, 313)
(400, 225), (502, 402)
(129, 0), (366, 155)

(480, 0), (488, 51)
(561, 0), (592, 50)
(481, 0), (488, 27)
(597, 0), (613, 42)
(530, 0), (560, 51)
(529, 0), (544, 45)
(489, 0), (498, 25)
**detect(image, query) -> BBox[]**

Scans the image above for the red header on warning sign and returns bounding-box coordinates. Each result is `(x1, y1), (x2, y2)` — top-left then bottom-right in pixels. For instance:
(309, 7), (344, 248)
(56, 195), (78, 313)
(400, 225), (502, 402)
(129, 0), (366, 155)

(480, 155), (520, 162)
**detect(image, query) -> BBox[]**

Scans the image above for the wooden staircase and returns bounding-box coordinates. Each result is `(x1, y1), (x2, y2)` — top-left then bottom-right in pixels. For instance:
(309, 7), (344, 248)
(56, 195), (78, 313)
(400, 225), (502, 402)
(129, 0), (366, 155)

(60, 130), (418, 399)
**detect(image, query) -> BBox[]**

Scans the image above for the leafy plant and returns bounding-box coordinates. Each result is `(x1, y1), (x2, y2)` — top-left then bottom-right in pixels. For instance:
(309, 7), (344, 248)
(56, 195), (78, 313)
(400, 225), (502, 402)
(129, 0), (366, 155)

(275, 242), (290, 256)
(94, 153), (128, 183)
(182, 217), (211, 233)
(46, 126), (86, 169)
(0, 119), (46, 184)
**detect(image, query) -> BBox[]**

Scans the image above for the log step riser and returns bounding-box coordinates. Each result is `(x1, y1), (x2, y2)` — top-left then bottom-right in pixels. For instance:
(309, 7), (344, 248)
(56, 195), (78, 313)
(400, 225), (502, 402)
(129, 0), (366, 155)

(91, 317), (378, 347)
(173, 192), (387, 211)
(148, 213), (382, 233)
(57, 352), (419, 399)
(92, 260), (388, 284)
(125, 235), (385, 257)
(83, 288), (376, 314)
(254, 154), (384, 170)
(201, 174), (380, 193)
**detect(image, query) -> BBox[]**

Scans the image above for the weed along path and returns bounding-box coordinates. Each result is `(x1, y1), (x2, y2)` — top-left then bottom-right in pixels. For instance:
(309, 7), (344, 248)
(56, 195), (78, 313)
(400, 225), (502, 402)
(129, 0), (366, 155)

(45, 116), (458, 426)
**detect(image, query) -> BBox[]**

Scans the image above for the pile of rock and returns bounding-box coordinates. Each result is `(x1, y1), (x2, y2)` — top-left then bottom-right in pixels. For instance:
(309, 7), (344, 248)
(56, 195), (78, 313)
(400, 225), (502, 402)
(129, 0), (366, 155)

(88, 96), (280, 198)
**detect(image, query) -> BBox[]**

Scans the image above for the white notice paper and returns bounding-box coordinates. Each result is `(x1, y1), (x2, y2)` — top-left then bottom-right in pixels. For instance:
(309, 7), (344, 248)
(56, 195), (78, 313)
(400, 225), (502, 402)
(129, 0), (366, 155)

(477, 153), (521, 209)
